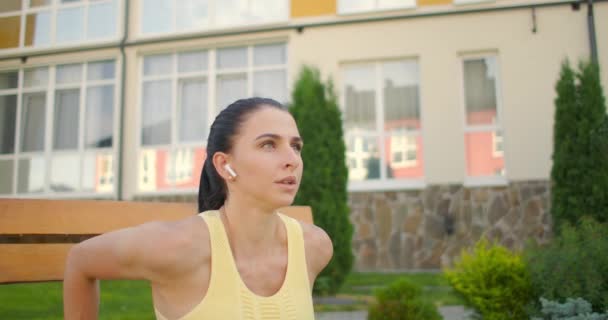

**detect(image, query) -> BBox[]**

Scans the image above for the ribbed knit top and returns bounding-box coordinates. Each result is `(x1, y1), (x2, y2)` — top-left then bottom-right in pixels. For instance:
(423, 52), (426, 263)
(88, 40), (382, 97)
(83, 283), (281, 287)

(154, 210), (315, 320)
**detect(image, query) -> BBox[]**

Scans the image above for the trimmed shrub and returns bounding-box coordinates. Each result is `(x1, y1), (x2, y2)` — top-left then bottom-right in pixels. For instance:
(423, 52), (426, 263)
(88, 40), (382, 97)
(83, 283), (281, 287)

(368, 279), (442, 320)
(444, 238), (532, 320)
(551, 60), (608, 227)
(531, 297), (608, 320)
(526, 217), (608, 313)
(289, 65), (353, 295)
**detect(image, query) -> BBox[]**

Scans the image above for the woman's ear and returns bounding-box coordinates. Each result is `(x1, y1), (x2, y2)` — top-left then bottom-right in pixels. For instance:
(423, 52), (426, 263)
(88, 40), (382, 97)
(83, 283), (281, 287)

(212, 152), (233, 180)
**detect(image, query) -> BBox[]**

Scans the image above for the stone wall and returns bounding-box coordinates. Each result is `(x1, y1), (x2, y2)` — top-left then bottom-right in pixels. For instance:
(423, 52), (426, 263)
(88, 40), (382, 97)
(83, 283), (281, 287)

(349, 180), (553, 271)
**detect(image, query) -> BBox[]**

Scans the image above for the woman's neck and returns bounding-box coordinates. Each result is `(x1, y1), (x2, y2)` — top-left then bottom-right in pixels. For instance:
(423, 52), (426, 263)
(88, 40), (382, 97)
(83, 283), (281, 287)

(220, 200), (283, 253)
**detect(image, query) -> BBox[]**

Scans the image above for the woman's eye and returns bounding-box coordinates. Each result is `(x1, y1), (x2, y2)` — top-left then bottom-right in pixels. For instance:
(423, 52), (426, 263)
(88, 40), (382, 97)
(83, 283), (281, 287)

(262, 141), (275, 150)
(292, 144), (303, 153)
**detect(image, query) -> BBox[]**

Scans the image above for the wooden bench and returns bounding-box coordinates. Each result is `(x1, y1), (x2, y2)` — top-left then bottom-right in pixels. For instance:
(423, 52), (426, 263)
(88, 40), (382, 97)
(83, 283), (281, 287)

(0, 199), (312, 284)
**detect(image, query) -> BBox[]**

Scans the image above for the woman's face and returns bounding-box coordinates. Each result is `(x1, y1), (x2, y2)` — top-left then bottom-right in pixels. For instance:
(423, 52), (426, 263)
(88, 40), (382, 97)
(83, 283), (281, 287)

(226, 106), (303, 209)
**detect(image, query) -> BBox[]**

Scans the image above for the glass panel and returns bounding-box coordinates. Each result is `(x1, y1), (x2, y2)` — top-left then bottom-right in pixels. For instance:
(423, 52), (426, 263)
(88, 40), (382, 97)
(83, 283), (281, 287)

(178, 51), (207, 73)
(254, 43), (286, 66)
(253, 70), (286, 102)
(0, 71), (18, 89)
(138, 148), (167, 192)
(56, 64), (82, 84)
(383, 60), (420, 131)
(50, 154), (80, 192)
(339, 0), (374, 13)
(464, 57), (498, 126)
(87, 0), (116, 39)
(378, 0), (413, 8)
(385, 133), (423, 179)
(217, 47), (247, 69)
(0, 160), (13, 194)
(17, 156), (45, 193)
(25, 11), (51, 47)
(250, 0), (287, 23)
(0, 1), (22, 13)
(20, 93), (46, 152)
(142, 80), (171, 145)
(215, 0), (246, 26)
(56, 7), (84, 43)
(0, 17), (20, 49)
(29, 0), (51, 8)
(85, 85), (114, 148)
(87, 60), (115, 80)
(346, 135), (380, 181)
(0, 95), (17, 154)
(53, 89), (80, 150)
(216, 74), (246, 111)
(143, 54), (172, 76)
(465, 130), (505, 177)
(141, 0), (172, 34)
(176, 0), (208, 31)
(24, 67), (49, 87)
(82, 152), (114, 192)
(343, 65), (376, 131)
(178, 79), (207, 142)
(171, 147), (206, 189)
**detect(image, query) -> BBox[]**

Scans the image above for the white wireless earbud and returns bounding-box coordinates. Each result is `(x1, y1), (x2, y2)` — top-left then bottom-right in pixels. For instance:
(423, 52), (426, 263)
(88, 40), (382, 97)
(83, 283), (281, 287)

(224, 164), (237, 178)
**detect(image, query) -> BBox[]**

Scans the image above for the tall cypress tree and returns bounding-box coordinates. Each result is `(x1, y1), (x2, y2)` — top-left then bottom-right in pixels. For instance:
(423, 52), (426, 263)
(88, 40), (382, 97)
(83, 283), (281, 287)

(551, 60), (608, 227)
(289, 66), (353, 295)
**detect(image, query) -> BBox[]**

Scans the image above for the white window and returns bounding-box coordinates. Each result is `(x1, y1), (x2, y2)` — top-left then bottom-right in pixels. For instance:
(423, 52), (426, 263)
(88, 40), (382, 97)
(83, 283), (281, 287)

(0, 0), (120, 51)
(338, 0), (416, 14)
(462, 55), (506, 183)
(140, 0), (288, 36)
(342, 59), (424, 190)
(0, 60), (119, 197)
(138, 43), (287, 193)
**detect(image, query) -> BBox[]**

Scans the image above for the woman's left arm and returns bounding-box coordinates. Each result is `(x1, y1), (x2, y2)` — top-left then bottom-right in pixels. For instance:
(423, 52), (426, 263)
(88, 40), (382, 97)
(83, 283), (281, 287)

(301, 223), (334, 285)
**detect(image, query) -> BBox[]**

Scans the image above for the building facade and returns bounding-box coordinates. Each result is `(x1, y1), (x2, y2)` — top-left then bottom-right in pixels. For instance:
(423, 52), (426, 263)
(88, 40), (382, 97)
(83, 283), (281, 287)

(0, 0), (606, 270)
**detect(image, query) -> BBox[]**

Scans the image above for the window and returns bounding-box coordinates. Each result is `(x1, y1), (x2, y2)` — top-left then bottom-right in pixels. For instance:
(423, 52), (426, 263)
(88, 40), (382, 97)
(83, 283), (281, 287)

(140, 0), (288, 36)
(462, 56), (506, 181)
(138, 43), (287, 193)
(338, 0), (416, 14)
(0, 0), (119, 51)
(0, 60), (118, 196)
(342, 60), (424, 188)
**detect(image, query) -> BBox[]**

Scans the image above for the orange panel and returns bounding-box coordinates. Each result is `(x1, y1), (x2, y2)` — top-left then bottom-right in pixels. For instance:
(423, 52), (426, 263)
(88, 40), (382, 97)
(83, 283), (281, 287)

(291, 0), (336, 18)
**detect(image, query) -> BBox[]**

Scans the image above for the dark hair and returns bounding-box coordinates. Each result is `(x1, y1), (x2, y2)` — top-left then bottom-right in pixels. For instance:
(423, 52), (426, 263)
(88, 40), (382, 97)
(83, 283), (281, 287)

(198, 97), (287, 212)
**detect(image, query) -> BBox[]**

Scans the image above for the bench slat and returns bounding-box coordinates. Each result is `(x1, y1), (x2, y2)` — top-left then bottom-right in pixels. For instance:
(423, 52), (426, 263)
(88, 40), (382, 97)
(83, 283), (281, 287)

(0, 244), (72, 283)
(0, 199), (312, 234)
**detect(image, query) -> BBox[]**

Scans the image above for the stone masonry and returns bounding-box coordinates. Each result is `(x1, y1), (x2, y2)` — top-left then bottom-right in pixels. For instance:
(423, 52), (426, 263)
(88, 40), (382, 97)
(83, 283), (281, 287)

(349, 180), (552, 271)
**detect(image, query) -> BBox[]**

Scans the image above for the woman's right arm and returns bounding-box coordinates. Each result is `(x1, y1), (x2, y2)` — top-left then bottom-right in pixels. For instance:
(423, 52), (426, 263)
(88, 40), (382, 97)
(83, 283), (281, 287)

(63, 221), (178, 320)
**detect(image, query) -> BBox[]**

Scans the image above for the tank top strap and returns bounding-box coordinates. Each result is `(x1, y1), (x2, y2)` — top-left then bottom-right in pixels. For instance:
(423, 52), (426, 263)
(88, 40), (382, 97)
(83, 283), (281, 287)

(277, 212), (312, 293)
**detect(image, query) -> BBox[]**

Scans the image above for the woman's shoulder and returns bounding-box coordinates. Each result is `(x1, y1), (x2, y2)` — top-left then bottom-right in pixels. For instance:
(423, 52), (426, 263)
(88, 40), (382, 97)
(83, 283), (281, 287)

(133, 214), (211, 278)
(296, 220), (334, 276)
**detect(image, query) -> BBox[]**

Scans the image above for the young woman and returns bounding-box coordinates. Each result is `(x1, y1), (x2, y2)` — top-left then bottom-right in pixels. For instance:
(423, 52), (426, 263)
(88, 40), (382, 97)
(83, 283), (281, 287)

(63, 98), (334, 319)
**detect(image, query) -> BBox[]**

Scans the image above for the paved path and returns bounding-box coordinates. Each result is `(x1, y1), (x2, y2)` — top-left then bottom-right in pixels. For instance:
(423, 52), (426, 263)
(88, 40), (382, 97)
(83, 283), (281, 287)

(315, 306), (472, 320)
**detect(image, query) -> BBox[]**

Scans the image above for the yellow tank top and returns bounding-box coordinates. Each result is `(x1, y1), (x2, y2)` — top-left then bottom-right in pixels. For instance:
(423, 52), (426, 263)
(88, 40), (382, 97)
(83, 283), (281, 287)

(154, 210), (315, 320)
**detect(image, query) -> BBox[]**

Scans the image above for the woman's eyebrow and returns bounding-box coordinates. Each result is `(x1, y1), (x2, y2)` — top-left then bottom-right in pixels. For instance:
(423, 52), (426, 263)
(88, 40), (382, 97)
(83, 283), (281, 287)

(254, 133), (303, 143)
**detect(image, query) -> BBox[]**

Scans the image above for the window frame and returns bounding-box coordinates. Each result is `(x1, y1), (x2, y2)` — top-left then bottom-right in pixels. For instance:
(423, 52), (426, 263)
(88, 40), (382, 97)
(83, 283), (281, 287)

(0, 0), (123, 55)
(135, 42), (289, 196)
(0, 58), (121, 198)
(459, 52), (508, 187)
(337, 0), (417, 15)
(341, 58), (426, 192)
(137, 0), (290, 38)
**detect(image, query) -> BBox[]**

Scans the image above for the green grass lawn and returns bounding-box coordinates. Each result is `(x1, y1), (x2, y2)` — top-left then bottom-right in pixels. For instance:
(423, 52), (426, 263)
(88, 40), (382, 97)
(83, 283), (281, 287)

(0, 272), (463, 318)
